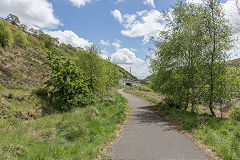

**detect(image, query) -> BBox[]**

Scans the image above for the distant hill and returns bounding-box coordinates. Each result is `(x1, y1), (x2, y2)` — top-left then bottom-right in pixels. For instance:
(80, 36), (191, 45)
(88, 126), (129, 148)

(140, 75), (153, 84)
(229, 58), (240, 66)
(115, 65), (137, 80)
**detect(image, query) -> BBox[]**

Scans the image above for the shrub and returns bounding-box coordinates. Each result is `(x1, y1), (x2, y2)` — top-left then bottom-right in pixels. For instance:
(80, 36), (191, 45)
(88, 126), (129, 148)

(13, 31), (27, 47)
(45, 51), (94, 111)
(0, 21), (12, 47)
(137, 85), (153, 92)
(229, 106), (240, 121)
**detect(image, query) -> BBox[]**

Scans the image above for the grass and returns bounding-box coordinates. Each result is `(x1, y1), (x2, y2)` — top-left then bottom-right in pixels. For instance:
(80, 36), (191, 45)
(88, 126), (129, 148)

(0, 88), (128, 159)
(134, 85), (153, 92)
(124, 88), (158, 105)
(124, 85), (153, 92)
(125, 89), (240, 160)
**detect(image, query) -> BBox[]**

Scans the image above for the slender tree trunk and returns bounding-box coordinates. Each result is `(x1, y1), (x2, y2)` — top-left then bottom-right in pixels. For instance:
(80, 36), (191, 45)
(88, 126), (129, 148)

(209, 99), (216, 117)
(209, 60), (216, 116)
(209, 6), (216, 117)
(184, 91), (189, 110)
(191, 87), (195, 112)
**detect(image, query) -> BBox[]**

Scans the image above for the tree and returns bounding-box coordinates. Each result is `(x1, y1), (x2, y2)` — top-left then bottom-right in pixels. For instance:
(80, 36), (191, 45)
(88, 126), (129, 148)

(76, 45), (120, 97)
(29, 28), (38, 36)
(151, 2), (207, 110)
(5, 14), (20, 25)
(0, 21), (12, 47)
(19, 24), (27, 32)
(200, 0), (232, 116)
(45, 51), (93, 111)
(76, 45), (105, 94)
(38, 32), (58, 50)
(151, 0), (233, 116)
(13, 31), (28, 47)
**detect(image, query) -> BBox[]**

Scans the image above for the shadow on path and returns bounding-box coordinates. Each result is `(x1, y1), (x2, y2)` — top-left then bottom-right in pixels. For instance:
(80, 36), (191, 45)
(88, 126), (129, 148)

(109, 89), (208, 160)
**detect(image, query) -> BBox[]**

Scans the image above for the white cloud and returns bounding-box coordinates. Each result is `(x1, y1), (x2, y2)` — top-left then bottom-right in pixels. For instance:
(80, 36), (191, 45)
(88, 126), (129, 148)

(111, 9), (123, 23)
(222, 0), (240, 59)
(69, 0), (91, 8)
(229, 32), (240, 59)
(47, 30), (92, 48)
(100, 49), (110, 59)
(111, 48), (150, 79)
(112, 41), (121, 49)
(143, 0), (155, 8)
(100, 39), (110, 46)
(115, 0), (125, 4)
(223, 0), (240, 32)
(0, 0), (60, 29)
(112, 9), (166, 44)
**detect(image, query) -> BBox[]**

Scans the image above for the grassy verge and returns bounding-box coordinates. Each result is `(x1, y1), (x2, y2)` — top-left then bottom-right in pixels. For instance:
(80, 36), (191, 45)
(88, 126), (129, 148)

(124, 88), (158, 105)
(125, 89), (240, 160)
(0, 87), (128, 159)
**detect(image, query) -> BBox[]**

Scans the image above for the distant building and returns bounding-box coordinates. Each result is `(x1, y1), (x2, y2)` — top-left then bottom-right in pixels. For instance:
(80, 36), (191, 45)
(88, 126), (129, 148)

(119, 78), (142, 87)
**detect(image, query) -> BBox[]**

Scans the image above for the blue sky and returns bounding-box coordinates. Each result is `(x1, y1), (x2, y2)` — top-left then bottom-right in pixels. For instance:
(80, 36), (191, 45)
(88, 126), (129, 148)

(48, 0), (177, 60)
(0, 0), (238, 79)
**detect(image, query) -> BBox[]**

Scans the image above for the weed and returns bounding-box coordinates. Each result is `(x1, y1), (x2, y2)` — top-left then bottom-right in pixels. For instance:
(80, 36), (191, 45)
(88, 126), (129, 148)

(0, 91), (128, 159)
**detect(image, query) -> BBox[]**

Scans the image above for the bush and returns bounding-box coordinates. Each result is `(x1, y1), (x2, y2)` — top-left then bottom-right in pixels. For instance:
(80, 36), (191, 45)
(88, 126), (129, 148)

(13, 31), (27, 47)
(45, 51), (94, 111)
(229, 106), (240, 121)
(0, 21), (12, 47)
(136, 85), (153, 92)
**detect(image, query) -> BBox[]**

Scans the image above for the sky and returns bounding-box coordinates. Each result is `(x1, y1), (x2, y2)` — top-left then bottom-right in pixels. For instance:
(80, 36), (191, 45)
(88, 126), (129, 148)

(0, 0), (239, 79)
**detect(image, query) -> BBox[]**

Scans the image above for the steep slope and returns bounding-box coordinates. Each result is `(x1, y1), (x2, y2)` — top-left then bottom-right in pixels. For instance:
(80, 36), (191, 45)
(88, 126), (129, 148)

(0, 47), (49, 87)
(0, 19), (135, 88)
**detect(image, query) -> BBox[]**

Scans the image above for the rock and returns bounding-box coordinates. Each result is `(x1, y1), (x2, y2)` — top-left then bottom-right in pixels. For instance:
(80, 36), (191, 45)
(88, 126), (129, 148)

(104, 98), (115, 102)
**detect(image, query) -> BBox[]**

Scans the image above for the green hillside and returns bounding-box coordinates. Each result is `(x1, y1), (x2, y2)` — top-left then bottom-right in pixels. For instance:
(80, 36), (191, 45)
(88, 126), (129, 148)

(0, 15), (129, 159)
(0, 18), (135, 88)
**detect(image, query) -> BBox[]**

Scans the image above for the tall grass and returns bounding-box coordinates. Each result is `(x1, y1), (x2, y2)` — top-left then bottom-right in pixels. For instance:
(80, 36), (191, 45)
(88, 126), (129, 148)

(135, 85), (153, 92)
(0, 90), (128, 159)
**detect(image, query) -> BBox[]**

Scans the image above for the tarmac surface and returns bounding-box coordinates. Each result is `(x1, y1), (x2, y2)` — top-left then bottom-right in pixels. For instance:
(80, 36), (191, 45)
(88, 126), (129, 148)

(109, 89), (208, 160)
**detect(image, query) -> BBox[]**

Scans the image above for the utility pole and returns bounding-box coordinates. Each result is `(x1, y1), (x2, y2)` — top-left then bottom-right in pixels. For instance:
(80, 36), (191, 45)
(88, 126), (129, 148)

(111, 58), (134, 86)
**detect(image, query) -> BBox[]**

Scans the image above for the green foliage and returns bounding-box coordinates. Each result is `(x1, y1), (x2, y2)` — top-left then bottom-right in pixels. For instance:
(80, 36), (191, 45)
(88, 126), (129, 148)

(19, 24), (27, 31)
(38, 32), (58, 50)
(29, 28), (38, 36)
(13, 31), (27, 47)
(45, 51), (93, 111)
(0, 90), (128, 159)
(151, 0), (235, 115)
(135, 85), (153, 92)
(229, 106), (240, 121)
(0, 21), (12, 47)
(76, 45), (121, 97)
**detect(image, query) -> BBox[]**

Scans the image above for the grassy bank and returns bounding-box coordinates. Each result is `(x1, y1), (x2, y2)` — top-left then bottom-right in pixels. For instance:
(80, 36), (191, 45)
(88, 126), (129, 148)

(124, 88), (159, 105)
(0, 87), (128, 159)
(125, 89), (240, 160)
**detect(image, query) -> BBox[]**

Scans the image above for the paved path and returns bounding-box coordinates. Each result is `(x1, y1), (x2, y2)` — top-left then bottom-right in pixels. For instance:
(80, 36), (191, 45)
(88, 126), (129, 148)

(109, 89), (208, 160)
